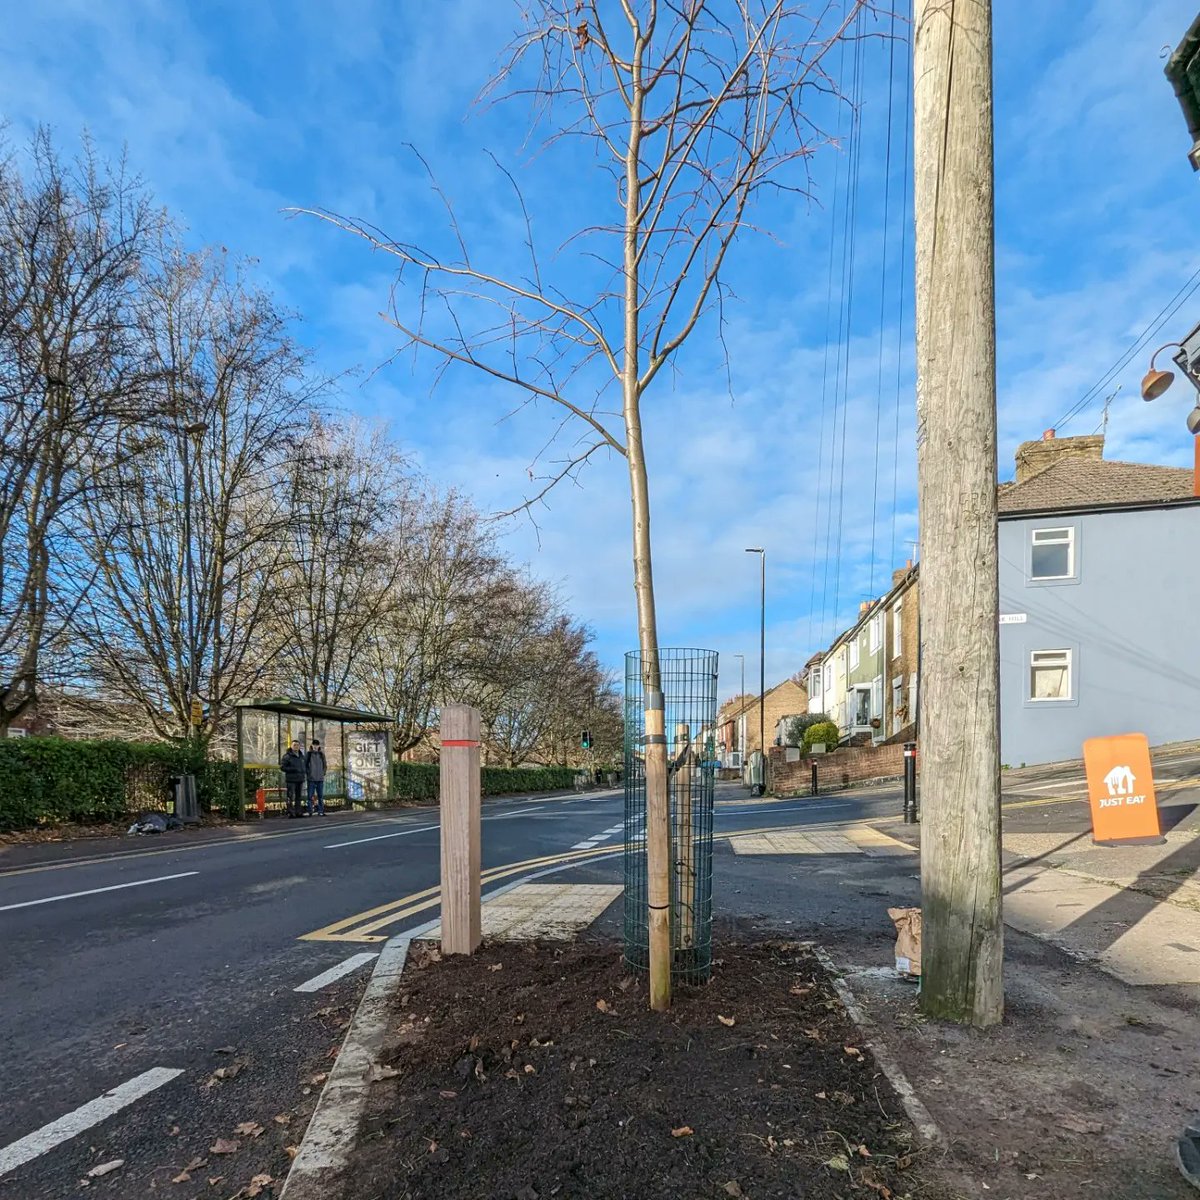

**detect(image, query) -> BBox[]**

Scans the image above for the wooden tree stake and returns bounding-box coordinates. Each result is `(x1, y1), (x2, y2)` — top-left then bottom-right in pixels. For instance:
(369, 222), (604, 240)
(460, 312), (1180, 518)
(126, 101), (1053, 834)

(439, 704), (481, 955)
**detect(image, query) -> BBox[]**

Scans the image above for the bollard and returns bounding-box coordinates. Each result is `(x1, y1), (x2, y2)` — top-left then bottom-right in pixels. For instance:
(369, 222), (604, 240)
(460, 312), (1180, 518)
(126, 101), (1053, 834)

(440, 704), (482, 955)
(810, 761), (819, 797)
(903, 741), (918, 823)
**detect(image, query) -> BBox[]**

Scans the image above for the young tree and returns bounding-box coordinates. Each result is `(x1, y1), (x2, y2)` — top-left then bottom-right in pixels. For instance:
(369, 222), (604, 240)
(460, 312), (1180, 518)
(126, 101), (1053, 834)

(297, 0), (863, 1007)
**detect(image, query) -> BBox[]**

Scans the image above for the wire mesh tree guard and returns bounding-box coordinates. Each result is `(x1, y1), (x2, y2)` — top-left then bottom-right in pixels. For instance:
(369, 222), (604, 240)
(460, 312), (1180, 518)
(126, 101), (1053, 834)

(623, 648), (719, 983)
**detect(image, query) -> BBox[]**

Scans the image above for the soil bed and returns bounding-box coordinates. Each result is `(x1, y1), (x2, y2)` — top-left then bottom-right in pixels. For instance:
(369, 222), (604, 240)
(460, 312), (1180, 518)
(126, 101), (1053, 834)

(349, 937), (953, 1200)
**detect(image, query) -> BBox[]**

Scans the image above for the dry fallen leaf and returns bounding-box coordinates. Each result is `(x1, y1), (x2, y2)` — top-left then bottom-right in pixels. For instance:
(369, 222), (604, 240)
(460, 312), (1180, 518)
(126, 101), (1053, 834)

(272, 1114), (290, 1126)
(171, 1171), (190, 1184)
(844, 1045), (864, 1058)
(857, 1144), (872, 1157)
(824, 1153), (851, 1172)
(206, 1178), (224, 1187)
(214, 1045), (237, 1055)
(234, 1122), (264, 1138)
(523, 1064), (536, 1075)
(815, 1091), (827, 1100)
(723, 1184), (743, 1199)
(595, 999), (614, 1015)
(802, 1028), (823, 1041)
(368, 1064), (401, 1082)
(487, 963), (503, 972)
(310, 1072), (328, 1086)
(439, 1090), (458, 1099)
(209, 1138), (240, 1155)
(245, 1173), (274, 1197)
(789, 985), (811, 997)
(717, 1015), (736, 1027)
(285, 1146), (300, 1160)
(183, 1157), (207, 1173)
(671, 1126), (694, 1138)
(86, 1160), (124, 1178)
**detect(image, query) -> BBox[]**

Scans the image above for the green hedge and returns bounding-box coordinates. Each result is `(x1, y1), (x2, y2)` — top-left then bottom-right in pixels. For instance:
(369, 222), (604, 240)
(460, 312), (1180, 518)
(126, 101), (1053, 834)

(390, 762), (578, 803)
(0, 736), (261, 830)
(0, 735), (583, 830)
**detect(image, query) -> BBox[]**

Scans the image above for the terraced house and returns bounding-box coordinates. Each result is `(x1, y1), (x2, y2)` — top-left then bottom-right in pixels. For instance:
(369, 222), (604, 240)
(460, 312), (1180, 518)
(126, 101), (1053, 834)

(997, 431), (1200, 766)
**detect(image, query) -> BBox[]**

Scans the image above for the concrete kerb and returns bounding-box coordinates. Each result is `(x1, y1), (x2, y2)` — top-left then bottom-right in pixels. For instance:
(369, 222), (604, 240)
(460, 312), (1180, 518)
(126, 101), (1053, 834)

(812, 946), (946, 1149)
(280, 850), (625, 1199)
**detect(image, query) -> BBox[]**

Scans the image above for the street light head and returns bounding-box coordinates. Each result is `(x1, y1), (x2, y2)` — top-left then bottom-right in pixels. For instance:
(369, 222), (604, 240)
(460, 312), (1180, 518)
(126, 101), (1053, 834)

(1187, 405), (1200, 435)
(1141, 367), (1175, 402)
(744, 546), (764, 554)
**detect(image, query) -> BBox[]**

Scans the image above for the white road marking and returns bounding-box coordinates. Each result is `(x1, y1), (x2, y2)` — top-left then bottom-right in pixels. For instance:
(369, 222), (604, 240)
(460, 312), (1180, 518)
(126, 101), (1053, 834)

(0, 872), (198, 913)
(0, 1067), (184, 1177)
(325, 824), (439, 849)
(294, 952), (379, 993)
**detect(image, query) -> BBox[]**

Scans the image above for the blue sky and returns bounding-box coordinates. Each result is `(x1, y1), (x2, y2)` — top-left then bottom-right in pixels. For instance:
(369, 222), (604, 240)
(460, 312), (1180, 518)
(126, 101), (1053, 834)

(4, 1), (1199, 706)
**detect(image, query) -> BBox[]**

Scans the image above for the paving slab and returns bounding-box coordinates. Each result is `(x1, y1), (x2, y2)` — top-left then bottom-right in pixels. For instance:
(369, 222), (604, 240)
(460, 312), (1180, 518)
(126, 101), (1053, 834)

(424, 883), (621, 941)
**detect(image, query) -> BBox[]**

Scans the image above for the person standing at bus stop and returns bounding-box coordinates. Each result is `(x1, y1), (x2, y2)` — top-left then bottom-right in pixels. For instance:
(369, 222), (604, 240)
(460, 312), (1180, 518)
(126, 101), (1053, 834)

(280, 740), (307, 818)
(306, 738), (327, 815)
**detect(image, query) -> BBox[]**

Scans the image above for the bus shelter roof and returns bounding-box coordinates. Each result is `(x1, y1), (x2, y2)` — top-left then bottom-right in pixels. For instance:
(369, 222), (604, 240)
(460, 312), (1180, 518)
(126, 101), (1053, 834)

(233, 697), (393, 724)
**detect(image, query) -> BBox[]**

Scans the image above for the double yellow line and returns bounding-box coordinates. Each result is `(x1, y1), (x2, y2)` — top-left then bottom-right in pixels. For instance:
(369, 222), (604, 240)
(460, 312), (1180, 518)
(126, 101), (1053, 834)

(300, 817), (863, 943)
(300, 842), (622, 942)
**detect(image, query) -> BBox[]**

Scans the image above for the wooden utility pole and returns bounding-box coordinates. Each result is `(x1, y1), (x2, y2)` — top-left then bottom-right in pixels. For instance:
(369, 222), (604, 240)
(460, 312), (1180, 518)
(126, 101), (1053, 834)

(439, 704), (481, 955)
(912, 0), (1003, 1026)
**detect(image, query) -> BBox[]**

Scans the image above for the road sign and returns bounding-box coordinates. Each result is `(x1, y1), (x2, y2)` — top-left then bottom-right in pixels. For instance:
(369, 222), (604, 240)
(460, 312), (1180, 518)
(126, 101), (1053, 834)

(1082, 732), (1165, 846)
(190, 698), (203, 727)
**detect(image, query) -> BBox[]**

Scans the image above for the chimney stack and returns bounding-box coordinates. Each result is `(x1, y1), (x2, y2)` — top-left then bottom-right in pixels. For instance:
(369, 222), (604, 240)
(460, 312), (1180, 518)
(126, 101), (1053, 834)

(1015, 432), (1104, 483)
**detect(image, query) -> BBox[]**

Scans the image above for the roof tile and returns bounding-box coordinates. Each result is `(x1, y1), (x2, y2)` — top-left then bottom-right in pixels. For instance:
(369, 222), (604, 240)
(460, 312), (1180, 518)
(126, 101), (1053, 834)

(997, 457), (1194, 514)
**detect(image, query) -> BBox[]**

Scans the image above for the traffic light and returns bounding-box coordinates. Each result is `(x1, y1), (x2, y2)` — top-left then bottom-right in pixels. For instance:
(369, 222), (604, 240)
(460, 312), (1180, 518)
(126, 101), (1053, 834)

(581, 729), (592, 750)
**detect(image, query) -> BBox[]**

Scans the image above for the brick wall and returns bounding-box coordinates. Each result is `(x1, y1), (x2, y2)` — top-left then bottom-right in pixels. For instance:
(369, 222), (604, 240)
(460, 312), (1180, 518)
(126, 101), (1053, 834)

(767, 740), (916, 795)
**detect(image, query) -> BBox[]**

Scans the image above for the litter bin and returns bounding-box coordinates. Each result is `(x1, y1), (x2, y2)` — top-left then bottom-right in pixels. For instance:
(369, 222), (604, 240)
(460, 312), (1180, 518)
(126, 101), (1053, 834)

(170, 774), (200, 824)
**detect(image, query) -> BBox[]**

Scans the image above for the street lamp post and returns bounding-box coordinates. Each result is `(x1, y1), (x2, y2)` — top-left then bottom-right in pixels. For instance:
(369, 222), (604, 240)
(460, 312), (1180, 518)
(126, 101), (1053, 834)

(734, 652), (745, 756)
(745, 548), (765, 784)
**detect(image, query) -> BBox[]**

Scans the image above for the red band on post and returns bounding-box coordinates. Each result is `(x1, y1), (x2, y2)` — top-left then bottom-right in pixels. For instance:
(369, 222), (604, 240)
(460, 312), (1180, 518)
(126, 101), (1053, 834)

(441, 739), (479, 747)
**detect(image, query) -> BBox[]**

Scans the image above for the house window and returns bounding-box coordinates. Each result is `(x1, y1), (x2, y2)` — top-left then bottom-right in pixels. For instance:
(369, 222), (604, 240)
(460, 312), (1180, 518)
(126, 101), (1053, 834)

(869, 615), (882, 653)
(891, 605), (902, 658)
(1029, 649), (1072, 701)
(810, 669), (821, 696)
(849, 638), (860, 670)
(823, 663), (832, 692)
(1030, 527), (1074, 580)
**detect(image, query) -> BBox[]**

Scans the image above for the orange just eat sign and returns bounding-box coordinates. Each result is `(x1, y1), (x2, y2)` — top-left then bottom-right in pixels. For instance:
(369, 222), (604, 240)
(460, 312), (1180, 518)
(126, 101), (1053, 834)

(1082, 733), (1164, 846)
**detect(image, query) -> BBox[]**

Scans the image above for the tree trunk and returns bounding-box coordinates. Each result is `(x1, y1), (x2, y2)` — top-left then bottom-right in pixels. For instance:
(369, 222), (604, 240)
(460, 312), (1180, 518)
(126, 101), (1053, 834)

(912, 0), (1003, 1027)
(622, 28), (671, 1012)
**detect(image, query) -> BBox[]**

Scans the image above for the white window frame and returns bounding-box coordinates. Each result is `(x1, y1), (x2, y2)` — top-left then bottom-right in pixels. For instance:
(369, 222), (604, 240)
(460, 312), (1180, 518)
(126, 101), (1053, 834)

(1030, 526), (1075, 581)
(849, 637), (860, 670)
(823, 663), (832, 692)
(1029, 648), (1072, 702)
(892, 604), (902, 659)
(809, 669), (821, 697)
(869, 614), (882, 654)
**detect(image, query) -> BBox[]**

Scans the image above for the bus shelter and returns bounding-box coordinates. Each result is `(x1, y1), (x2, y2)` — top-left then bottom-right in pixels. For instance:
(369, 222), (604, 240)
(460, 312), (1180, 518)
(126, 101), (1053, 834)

(233, 698), (394, 817)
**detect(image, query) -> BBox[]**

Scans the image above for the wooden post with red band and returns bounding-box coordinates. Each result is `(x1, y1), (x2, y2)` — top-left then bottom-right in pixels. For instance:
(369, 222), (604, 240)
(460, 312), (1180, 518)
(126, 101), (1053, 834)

(440, 704), (482, 954)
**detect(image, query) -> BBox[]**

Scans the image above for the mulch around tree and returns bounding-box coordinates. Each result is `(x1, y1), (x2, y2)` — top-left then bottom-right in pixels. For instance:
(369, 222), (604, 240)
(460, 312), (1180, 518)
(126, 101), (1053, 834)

(348, 937), (958, 1200)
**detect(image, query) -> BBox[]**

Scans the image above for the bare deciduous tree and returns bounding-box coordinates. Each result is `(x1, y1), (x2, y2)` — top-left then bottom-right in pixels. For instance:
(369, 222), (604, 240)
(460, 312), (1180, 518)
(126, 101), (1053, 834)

(271, 418), (413, 706)
(295, 0), (864, 1007)
(75, 238), (319, 739)
(0, 130), (160, 733)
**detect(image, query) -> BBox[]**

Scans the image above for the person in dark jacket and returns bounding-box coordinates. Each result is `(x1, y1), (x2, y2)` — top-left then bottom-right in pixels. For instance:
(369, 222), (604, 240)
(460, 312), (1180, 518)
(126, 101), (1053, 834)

(306, 739), (327, 815)
(280, 740), (307, 817)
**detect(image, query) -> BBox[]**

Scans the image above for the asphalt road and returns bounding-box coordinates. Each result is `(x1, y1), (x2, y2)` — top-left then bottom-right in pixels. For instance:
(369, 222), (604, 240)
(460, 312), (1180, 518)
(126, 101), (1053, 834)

(0, 780), (910, 1198)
